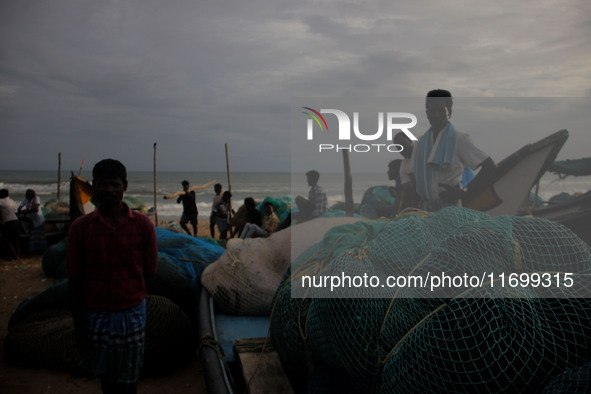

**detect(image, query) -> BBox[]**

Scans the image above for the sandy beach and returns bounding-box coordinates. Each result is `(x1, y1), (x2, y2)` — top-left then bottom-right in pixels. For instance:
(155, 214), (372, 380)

(0, 219), (216, 394)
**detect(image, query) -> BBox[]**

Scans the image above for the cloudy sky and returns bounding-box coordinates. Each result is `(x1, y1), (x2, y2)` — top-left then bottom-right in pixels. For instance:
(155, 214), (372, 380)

(1, 0), (590, 173)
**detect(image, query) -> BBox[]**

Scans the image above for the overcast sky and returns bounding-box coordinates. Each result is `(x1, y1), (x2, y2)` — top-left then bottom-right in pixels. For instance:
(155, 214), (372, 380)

(1, 0), (590, 173)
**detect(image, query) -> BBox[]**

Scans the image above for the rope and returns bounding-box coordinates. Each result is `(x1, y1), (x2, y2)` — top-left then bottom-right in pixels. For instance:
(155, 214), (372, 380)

(198, 334), (236, 388)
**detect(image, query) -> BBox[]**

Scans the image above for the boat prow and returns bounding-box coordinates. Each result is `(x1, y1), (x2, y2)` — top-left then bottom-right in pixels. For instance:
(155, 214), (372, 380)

(69, 174), (95, 219)
(462, 129), (568, 216)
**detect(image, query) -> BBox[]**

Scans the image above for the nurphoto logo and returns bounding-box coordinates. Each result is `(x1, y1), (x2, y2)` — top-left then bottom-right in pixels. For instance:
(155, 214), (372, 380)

(302, 107), (418, 153)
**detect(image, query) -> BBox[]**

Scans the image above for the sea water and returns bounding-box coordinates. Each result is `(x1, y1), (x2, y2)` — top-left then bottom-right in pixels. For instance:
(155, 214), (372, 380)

(1, 169), (589, 221)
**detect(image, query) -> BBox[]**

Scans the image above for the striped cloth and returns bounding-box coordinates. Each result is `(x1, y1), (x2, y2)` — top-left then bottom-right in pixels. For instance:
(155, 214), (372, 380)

(81, 300), (146, 385)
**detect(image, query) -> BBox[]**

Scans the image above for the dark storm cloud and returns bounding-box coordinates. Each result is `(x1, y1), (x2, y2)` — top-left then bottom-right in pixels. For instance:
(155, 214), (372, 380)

(0, 0), (589, 172)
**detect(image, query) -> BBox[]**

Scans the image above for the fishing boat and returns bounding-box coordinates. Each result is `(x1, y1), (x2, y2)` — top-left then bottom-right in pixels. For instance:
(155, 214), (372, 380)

(199, 287), (279, 394)
(15, 174), (95, 249)
(462, 129), (569, 216)
(16, 173), (151, 251)
(529, 157), (591, 246)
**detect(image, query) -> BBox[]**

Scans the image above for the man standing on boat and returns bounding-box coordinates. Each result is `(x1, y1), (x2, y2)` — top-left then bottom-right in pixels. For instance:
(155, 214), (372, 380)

(408, 89), (496, 212)
(67, 159), (157, 394)
(177, 180), (199, 236)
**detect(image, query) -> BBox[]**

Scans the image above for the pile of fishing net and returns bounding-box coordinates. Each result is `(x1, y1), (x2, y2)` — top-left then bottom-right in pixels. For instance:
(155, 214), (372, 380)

(5, 292), (196, 374)
(6, 228), (226, 374)
(358, 185), (396, 219)
(201, 217), (364, 316)
(41, 199), (70, 218)
(270, 207), (591, 393)
(42, 227), (223, 281)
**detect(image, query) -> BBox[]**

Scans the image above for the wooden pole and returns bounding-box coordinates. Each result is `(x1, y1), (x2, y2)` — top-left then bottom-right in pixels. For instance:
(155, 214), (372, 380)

(342, 150), (354, 216)
(153, 142), (158, 226)
(225, 143), (232, 193)
(225, 143), (233, 236)
(57, 152), (62, 201)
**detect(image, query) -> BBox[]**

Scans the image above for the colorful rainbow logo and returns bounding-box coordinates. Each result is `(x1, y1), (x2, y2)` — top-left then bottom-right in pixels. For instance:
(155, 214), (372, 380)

(302, 107), (328, 132)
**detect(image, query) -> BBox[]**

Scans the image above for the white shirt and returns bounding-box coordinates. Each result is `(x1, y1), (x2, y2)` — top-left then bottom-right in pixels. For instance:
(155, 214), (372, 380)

(408, 130), (489, 201)
(399, 157), (412, 185)
(0, 197), (18, 224)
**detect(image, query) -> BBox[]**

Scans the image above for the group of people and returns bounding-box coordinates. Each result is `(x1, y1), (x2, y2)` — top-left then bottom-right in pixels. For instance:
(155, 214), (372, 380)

(174, 179), (280, 241)
(60, 158), (307, 394)
(293, 89), (497, 221)
(173, 180), (232, 239)
(0, 87), (495, 394)
(0, 188), (47, 259)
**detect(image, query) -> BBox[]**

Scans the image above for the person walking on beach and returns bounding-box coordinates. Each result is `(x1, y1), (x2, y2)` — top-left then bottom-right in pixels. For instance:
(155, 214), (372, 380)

(17, 189), (47, 253)
(240, 201), (280, 239)
(408, 89), (496, 212)
(0, 189), (20, 260)
(295, 170), (328, 222)
(210, 183), (222, 238)
(67, 159), (158, 394)
(214, 190), (233, 240)
(177, 180), (198, 236)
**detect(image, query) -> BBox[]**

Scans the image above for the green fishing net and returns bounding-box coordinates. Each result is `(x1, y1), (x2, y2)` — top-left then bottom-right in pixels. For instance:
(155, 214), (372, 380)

(270, 207), (591, 393)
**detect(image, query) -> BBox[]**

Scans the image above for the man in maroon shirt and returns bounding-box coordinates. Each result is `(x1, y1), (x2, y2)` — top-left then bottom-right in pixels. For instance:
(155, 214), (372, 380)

(67, 159), (157, 394)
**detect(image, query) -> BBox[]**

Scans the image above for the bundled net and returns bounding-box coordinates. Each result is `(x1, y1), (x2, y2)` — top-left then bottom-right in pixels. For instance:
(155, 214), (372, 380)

(270, 207), (591, 393)
(358, 185), (396, 219)
(5, 295), (197, 374)
(541, 360), (591, 393)
(42, 239), (68, 278)
(201, 229), (291, 315)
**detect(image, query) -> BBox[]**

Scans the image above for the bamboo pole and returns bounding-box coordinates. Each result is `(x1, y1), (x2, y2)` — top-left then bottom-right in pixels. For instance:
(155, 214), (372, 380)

(57, 152), (62, 201)
(225, 143), (232, 193)
(225, 143), (233, 235)
(342, 150), (354, 216)
(153, 143), (158, 226)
